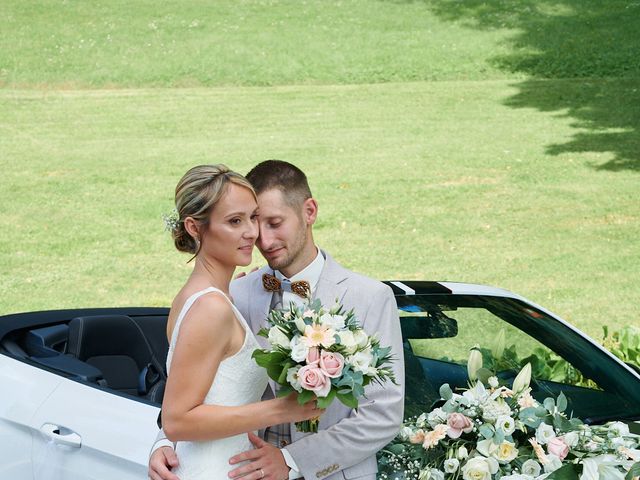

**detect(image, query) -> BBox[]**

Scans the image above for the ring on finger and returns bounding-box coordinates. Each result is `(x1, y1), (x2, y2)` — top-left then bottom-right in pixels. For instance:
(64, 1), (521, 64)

(260, 468), (265, 479)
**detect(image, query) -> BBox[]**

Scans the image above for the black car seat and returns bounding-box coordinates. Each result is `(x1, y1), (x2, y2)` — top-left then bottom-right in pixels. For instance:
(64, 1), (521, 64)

(67, 315), (166, 401)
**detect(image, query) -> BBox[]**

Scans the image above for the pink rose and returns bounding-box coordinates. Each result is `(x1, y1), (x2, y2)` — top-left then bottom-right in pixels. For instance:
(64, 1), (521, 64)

(447, 413), (473, 439)
(547, 437), (570, 460)
(306, 347), (320, 364)
(298, 363), (331, 397)
(319, 351), (344, 378)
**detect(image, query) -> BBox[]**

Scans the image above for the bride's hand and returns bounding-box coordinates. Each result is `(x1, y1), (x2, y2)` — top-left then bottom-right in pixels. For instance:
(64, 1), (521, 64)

(278, 392), (325, 423)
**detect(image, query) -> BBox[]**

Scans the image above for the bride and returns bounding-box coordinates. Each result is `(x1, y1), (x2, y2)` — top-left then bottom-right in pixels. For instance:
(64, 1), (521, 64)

(161, 165), (321, 480)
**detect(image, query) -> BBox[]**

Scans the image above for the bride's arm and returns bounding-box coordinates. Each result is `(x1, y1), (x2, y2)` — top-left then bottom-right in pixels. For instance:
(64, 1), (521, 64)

(162, 295), (316, 442)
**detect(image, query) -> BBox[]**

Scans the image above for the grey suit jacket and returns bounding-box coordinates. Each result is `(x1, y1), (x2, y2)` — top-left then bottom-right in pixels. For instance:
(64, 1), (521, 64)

(155, 251), (405, 480)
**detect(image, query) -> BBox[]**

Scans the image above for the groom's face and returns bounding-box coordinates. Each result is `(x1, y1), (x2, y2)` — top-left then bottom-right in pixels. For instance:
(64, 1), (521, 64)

(255, 188), (308, 271)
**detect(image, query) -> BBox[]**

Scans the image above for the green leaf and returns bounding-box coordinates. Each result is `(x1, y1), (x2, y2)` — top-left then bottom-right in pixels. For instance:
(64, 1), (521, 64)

(439, 384), (453, 400)
(278, 362), (294, 384)
(477, 368), (494, 385)
(479, 424), (494, 439)
(556, 392), (568, 412)
(316, 389), (337, 409)
(297, 389), (315, 405)
(625, 461), (640, 480)
(276, 384), (294, 397)
(544, 397), (555, 412)
(337, 391), (359, 409)
(387, 444), (406, 455)
(547, 463), (579, 480)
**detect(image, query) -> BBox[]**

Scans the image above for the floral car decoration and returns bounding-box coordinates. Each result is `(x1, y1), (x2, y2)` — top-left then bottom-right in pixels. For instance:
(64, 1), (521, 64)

(378, 347), (640, 480)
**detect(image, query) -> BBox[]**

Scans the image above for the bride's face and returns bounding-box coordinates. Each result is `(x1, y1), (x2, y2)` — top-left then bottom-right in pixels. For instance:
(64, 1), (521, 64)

(199, 183), (258, 267)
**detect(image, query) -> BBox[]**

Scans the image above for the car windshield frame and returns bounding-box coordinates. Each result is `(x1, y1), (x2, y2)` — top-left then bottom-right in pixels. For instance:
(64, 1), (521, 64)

(395, 292), (640, 422)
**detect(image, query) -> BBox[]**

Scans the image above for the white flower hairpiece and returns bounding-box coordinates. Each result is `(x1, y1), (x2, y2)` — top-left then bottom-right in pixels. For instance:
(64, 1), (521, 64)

(162, 208), (180, 232)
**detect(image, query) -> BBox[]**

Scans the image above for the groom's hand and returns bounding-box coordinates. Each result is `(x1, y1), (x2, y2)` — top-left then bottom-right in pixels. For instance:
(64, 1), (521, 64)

(228, 432), (290, 480)
(148, 446), (180, 480)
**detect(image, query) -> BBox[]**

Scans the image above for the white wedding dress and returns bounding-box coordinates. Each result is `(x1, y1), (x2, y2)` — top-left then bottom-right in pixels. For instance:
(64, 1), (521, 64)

(166, 287), (269, 480)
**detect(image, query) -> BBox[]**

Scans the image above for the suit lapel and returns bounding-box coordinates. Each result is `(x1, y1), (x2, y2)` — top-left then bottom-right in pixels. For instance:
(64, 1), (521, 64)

(248, 267), (274, 346)
(313, 250), (349, 306)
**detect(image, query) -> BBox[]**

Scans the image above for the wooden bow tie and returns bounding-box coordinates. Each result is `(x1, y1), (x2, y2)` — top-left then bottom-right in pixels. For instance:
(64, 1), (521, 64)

(262, 273), (310, 298)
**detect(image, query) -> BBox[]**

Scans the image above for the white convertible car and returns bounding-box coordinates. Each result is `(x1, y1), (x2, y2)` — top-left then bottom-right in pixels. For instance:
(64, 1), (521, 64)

(1, 281), (639, 479)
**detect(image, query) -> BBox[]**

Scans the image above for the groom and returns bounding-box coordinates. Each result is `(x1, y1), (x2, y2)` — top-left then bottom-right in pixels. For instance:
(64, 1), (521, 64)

(149, 160), (404, 480)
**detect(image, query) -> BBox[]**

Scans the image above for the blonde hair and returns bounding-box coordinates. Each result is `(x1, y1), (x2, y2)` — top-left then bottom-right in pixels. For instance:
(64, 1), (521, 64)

(172, 164), (256, 256)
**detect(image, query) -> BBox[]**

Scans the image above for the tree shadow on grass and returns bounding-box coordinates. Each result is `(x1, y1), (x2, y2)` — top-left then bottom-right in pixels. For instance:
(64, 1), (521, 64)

(420, 0), (640, 171)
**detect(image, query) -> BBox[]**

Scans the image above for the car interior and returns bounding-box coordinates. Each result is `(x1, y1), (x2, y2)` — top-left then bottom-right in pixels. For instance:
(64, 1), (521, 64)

(1, 312), (169, 405)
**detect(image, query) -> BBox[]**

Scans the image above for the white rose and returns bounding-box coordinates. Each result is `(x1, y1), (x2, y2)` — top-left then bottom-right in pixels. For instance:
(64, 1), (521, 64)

(521, 459), (542, 477)
(430, 469), (444, 480)
(461, 457), (493, 480)
(427, 407), (448, 427)
(353, 329), (369, 348)
(608, 422), (629, 437)
(416, 413), (428, 427)
(289, 336), (309, 362)
(294, 316), (307, 333)
(543, 454), (562, 473)
(493, 441), (518, 463)
(496, 415), (516, 435)
(398, 426), (413, 441)
(444, 458), (460, 473)
(563, 431), (579, 448)
(501, 475), (532, 480)
(418, 470), (431, 480)
(536, 423), (556, 445)
(286, 365), (303, 392)
(268, 326), (290, 348)
(349, 349), (373, 373)
(338, 330), (358, 354)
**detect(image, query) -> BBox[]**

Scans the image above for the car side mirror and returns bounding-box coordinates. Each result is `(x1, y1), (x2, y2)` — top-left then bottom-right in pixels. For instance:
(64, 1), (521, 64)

(400, 311), (458, 340)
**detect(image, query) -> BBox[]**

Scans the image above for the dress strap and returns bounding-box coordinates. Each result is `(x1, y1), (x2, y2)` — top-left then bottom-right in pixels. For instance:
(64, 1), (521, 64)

(169, 287), (233, 347)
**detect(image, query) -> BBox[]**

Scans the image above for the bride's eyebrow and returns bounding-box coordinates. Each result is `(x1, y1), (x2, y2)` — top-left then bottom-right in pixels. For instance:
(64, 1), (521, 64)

(224, 211), (250, 219)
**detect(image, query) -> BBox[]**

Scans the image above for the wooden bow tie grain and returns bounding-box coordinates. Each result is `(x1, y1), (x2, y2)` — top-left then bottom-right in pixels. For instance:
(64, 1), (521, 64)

(262, 273), (310, 298)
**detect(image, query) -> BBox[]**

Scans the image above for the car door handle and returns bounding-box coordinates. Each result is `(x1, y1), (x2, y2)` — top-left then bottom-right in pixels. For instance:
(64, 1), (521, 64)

(40, 423), (82, 448)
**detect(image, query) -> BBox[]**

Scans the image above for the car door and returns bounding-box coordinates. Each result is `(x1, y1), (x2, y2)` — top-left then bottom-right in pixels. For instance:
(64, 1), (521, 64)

(30, 376), (160, 480)
(0, 354), (63, 480)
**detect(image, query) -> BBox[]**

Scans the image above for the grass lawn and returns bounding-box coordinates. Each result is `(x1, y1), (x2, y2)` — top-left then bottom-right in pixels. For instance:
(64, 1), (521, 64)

(1, 0), (638, 343)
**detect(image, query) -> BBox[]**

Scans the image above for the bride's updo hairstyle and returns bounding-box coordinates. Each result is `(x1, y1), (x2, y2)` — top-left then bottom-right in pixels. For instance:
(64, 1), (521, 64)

(172, 164), (256, 257)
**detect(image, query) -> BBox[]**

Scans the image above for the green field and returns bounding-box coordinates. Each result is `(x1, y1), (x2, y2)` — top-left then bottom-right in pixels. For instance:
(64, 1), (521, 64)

(1, 1), (638, 342)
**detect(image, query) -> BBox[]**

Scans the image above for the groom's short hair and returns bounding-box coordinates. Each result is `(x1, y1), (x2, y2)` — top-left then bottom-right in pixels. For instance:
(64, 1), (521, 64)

(246, 160), (312, 208)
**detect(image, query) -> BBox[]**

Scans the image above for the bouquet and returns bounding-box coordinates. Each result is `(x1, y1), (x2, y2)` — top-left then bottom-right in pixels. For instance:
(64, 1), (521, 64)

(378, 347), (640, 480)
(252, 298), (397, 432)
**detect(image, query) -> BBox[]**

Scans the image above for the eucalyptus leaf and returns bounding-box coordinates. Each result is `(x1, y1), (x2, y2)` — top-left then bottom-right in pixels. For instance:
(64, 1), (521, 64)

(480, 424), (494, 439)
(556, 392), (568, 412)
(439, 384), (453, 400)
(544, 397), (555, 412)
(625, 461), (640, 480)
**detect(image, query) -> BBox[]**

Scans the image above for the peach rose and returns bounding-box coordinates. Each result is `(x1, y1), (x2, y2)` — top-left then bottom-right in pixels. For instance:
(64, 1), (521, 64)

(447, 413), (473, 439)
(298, 363), (331, 397)
(307, 347), (320, 364)
(319, 351), (344, 378)
(547, 437), (570, 460)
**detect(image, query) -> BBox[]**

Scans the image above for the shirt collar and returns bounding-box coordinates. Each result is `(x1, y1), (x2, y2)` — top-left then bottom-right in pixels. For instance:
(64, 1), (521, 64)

(275, 247), (325, 291)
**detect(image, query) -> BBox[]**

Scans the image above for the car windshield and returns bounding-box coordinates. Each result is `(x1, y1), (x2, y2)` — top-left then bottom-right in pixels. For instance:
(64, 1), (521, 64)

(397, 293), (640, 423)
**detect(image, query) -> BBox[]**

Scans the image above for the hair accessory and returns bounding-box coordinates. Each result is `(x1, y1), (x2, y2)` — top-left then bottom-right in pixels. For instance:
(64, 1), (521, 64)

(162, 208), (180, 232)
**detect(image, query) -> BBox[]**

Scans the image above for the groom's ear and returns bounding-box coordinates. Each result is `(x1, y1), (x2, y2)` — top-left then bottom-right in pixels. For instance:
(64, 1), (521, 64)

(302, 197), (318, 226)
